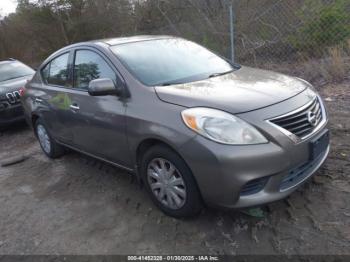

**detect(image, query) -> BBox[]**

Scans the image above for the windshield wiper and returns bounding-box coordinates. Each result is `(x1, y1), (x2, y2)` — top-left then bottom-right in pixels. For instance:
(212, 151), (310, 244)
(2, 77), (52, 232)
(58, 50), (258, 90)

(158, 69), (237, 86)
(209, 69), (235, 78)
(159, 81), (185, 86)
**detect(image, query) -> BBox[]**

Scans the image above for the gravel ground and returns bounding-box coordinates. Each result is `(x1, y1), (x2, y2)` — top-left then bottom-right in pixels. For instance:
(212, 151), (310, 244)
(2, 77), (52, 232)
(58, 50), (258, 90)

(0, 83), (349, 255)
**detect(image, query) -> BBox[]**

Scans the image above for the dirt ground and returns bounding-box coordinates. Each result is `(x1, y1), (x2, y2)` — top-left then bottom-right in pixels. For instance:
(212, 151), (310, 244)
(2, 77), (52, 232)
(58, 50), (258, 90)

(0, 82), (349, 255)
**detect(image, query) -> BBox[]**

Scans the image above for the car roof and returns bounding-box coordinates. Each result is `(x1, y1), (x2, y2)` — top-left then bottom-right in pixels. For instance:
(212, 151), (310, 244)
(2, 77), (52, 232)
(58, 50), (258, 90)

(42, 35), (180, 66)
(89, 35), (176, 46)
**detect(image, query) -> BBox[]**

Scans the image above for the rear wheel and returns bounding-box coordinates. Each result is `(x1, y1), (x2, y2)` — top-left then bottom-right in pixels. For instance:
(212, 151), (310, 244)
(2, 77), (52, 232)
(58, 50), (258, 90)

(35, 119), (64, 158)
(141, 145), (203, 218)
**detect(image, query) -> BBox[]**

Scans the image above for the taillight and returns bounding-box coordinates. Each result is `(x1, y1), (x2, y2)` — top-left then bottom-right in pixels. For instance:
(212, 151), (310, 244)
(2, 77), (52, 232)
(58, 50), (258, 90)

(19, 87), (26, 97)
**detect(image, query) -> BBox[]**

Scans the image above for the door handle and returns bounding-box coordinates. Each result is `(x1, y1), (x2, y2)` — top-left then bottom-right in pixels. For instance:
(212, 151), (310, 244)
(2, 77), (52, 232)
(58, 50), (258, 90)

(70, 104), (80, 111)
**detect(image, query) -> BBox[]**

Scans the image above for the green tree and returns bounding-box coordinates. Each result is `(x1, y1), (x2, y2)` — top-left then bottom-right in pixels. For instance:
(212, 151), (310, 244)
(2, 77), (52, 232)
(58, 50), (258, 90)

(291, 0), (350, 54)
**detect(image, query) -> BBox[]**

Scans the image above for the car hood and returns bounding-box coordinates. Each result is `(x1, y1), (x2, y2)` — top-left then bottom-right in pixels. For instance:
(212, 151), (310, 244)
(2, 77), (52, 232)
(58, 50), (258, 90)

(155, 66), (310, 114)
(0, 75), (34, 93)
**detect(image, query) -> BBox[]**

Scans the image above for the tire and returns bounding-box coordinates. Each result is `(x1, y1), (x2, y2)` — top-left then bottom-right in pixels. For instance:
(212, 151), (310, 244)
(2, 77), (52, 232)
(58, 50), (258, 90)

(140, 144), (203, 218)
(35, 119), (65, 159)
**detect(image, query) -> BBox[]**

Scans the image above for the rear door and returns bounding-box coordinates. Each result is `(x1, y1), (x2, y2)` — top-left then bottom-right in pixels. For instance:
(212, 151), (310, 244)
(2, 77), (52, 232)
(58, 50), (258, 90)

(38, 52), (74, 143)
(64, 48), (131, 168)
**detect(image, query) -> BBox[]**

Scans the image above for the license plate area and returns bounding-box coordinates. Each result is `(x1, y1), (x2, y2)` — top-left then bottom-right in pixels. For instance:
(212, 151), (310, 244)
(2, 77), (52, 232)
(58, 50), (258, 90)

(309, 130), (330, 160)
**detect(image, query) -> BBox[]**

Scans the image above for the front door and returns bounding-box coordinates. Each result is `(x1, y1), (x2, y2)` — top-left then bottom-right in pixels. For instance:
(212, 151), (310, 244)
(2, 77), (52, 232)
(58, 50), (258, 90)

(65, 48), (132, 168)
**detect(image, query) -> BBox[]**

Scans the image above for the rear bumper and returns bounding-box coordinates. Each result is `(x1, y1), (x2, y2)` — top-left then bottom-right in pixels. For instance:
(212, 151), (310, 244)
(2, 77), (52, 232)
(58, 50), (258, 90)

(0, 103), (25, 127)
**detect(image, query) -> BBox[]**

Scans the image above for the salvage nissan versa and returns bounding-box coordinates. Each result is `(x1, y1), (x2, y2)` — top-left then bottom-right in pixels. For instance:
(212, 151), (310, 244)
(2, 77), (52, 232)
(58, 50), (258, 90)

(21, 36), (330, 217)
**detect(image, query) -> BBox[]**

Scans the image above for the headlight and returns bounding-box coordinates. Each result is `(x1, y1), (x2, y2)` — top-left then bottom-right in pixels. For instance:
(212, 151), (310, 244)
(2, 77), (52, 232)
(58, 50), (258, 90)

(181, 108), (268, 145)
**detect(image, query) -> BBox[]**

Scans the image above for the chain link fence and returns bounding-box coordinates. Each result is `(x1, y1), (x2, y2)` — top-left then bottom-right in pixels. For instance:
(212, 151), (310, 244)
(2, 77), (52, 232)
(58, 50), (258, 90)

(147, 0), (350, 83)
(0, 0), (348, 83)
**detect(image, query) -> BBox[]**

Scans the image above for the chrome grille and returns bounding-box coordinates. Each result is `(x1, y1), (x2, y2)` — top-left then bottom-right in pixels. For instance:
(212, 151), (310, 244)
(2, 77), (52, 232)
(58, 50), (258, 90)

(0, 93), (7, 101)
(269, 97), (324, 139)
(6, 91), (21, 105)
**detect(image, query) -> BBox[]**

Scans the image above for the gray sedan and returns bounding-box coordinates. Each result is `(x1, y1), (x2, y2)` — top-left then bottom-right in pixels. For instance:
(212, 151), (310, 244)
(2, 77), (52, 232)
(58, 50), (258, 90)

(21, 36), (329, 217)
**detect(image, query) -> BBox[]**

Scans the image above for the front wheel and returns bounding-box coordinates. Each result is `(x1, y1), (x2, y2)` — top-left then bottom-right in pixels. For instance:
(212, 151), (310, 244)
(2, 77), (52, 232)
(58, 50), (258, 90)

(35, 119), (65, 158)
(141, 145), (203, 218)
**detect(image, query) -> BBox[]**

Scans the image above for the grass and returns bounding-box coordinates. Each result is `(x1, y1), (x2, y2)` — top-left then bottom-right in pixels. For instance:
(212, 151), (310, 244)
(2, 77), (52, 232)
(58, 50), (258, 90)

(326, 44), (348, 81)
(247, 40), (350, 87)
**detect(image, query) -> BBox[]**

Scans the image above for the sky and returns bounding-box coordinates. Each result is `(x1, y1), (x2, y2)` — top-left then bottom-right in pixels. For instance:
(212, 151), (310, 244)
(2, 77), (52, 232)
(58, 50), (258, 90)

(0, 0), (18, 17)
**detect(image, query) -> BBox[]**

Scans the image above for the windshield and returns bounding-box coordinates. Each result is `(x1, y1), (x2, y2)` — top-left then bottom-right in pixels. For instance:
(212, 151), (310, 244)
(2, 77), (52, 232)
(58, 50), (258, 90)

(110, 38), (237, 86)
(0, 61), (34, 82)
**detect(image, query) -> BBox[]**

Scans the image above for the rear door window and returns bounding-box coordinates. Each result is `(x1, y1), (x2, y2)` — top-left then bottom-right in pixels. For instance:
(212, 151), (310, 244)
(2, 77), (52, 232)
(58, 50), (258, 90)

(42, 53), (70, 88)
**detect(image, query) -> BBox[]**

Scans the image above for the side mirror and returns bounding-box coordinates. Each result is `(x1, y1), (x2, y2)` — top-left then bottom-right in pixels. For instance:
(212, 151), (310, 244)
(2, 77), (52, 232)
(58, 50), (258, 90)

(88, 78), (122, 96)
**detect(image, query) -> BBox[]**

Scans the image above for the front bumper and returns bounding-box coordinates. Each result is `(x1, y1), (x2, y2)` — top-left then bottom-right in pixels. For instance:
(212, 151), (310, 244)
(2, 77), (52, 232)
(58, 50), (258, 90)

(232, 144), (329, 208)
(178, 92), (330, 209)
(0, 102), (25, 127)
